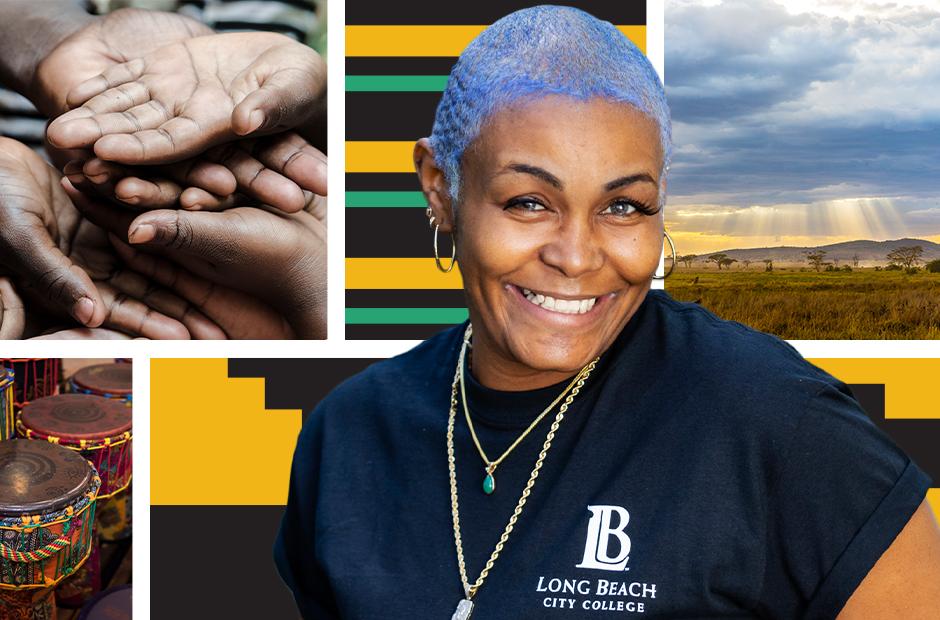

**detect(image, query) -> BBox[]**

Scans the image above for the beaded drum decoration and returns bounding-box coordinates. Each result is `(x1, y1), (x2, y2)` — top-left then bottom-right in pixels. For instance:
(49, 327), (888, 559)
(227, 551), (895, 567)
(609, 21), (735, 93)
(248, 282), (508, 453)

(0, 440), (100, 619)
(77, 584), (131, 620)
(67, 364), (132, 407)
(18, 395), (132, 500)
(0, 369), (13, 441)
(0, 359), (60, 411)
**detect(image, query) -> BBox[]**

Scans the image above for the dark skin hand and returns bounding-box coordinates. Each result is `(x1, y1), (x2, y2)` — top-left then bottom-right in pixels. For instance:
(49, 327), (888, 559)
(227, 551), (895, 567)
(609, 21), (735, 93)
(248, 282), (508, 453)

(69, 186), (328, 339)
(0, 278), (26, 339)
(0, 137), (221, 338)
(47, 31), (327, 165)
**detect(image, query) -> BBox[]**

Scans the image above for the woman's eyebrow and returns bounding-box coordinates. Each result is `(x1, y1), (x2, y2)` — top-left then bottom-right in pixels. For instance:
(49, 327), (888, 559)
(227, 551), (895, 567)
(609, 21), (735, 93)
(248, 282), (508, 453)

(604, 173), (657, 192)
(499, 163), (564, 189)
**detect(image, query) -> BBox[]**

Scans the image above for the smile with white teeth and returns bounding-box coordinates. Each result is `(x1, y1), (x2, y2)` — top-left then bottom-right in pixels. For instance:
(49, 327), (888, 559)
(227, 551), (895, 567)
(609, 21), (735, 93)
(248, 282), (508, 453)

(521, 288), (597, 315)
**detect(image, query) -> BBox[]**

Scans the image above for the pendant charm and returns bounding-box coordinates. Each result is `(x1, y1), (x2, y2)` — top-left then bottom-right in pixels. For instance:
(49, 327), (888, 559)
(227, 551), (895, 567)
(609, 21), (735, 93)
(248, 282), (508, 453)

(451, 598), (474, 620)
(483, 472), (495, 495)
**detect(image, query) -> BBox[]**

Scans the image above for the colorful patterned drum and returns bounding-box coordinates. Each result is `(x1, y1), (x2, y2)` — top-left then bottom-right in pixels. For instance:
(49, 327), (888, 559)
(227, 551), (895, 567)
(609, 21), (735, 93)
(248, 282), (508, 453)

(0, 359), (60, 411)
(0, 369), (13, 441)
(55, 532), (100, 608)
(67, 365), (132, 406)
(19, 395), (132, 500)
(96, 488), (131, 543)
(78, 584), (131, 620)
(0, 440), (100, 619)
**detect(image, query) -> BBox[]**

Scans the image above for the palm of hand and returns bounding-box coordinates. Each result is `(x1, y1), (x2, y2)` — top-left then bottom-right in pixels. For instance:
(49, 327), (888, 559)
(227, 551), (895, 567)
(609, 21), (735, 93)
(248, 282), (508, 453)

(34, 8), (211, 116)
(48, 32), (325, 164)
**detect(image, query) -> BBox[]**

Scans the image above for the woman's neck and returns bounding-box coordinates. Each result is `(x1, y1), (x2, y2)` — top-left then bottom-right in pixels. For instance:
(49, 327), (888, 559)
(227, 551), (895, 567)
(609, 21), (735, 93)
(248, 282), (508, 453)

(468, 329), (584, 392)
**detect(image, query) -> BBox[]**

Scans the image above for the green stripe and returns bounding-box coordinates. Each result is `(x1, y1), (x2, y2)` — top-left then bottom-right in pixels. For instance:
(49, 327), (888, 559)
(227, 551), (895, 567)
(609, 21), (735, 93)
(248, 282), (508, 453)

(345, 307), (468, 324)
(346, 191), (426, 207)
(345, 75), (448, 92)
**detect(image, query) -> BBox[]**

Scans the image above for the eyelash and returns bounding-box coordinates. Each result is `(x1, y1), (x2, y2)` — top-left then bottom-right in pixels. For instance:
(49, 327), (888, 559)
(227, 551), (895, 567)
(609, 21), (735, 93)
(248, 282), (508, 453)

(504, 197), (658, 217)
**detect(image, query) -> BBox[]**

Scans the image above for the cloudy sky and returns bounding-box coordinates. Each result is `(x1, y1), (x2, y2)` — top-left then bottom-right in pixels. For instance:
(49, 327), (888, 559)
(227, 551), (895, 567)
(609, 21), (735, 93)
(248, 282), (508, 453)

(665, 0), (940, 254)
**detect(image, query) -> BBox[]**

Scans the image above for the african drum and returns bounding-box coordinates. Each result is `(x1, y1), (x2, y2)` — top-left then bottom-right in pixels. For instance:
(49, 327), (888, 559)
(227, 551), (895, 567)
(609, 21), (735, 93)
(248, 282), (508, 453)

(77, 584), (131, 620)
(19, 395), (132, 499)
(96, 488), (131, 542)
(67, 364), (132, 406)
(0, 440), (100, 619)
(0, 368), (13, 441)
(0, 359), (60, 411)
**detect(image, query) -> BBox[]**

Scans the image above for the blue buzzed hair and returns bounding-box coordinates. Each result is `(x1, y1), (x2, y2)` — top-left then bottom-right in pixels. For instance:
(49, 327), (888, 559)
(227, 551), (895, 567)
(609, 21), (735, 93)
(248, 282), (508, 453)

(430, 5), (672, 205)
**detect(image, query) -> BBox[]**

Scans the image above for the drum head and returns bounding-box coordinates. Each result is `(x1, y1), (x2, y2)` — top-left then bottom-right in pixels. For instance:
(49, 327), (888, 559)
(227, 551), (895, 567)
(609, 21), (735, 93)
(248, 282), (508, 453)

(71, 364), (132, 396)
(0, 440), (93, 515)
(21, 394), (132, 441)
(78, 585), (132, 620)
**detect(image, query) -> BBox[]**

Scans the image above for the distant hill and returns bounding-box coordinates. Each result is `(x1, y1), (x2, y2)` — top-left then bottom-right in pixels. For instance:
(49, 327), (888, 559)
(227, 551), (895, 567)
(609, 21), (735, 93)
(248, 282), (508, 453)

(692, 238), (940, 266)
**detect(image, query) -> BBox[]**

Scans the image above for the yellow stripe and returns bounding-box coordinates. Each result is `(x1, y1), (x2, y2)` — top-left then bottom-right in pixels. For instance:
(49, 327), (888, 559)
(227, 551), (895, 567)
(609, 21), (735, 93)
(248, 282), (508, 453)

(808, 359), (940, 420)
(347, 258), (463, 289)
(346, 25), (645, 57)
(346, 141), (415, 173)
(151, 359), (301, 505)
(929, 489), (940, 522)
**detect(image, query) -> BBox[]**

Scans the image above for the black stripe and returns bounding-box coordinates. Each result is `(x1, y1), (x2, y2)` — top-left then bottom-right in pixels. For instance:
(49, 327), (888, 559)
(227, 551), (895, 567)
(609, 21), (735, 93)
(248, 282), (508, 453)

(346, 92), (439, 141)
(346, 289), (468, 308)
(346, 173), (421, 191)
(346, 1), (645, 25)
(153, 506), (298, 618)
(346, 57), (458, 76)
(347, 208), (435, 258)
(212, 21), (308, 40)
(346, 323), (456, 340)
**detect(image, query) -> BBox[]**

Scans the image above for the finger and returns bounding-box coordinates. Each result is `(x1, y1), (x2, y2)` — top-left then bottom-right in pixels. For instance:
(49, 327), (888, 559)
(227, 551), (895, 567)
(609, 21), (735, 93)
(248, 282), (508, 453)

(61, 177), (137, 240)
(124, 209), (238, 264)
(4, 188), (106, 327)
(64, 159), (111, 199)
(231, 50), (325, 136)
(207, 143), (305, 212)
(255, 133), (328, 197)
(49, 82), (152, 148)
(169, 160), (237, 197)
(83, 158), (236, 209)
(107, 268), (226, 339)
(30, 328), (135, 340)
(0, 278), (26, 339)
(179, 187), (226, 211)
(113, 176), (184, 209)
(96, 281), (191, 340)
(94, 115), (225, 165)
(65, 59), (147, 109)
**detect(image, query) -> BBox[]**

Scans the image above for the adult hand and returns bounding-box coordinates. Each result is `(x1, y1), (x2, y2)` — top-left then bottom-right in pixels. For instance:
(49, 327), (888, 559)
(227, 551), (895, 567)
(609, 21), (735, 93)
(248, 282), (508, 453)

(65, 132), (327, 213)
(70, 187), (327, 339)
(0, 278), (26, 339)
(47, 31), (327, 164)
(30, 327), (136, 340)
(0, 137), (220, 339)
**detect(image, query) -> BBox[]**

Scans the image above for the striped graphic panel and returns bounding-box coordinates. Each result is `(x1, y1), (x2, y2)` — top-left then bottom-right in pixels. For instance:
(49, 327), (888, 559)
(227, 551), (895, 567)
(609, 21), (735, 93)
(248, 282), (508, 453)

(345, 1), (647, 339)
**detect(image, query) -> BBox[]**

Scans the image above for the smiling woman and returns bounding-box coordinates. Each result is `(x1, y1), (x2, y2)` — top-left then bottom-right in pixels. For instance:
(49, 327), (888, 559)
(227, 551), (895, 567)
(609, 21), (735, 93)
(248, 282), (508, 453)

(275, 6), (940, 620)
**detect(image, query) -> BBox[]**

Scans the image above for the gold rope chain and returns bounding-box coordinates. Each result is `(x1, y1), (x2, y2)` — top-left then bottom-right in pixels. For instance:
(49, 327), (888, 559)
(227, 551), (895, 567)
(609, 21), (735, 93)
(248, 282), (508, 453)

(447, 324), (599, 600)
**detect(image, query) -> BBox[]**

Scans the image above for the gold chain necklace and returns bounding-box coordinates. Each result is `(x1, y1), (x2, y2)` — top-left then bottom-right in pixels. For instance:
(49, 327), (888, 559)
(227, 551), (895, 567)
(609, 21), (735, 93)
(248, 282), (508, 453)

(460, 327), (585, 496)
(447, 325), (598, 620)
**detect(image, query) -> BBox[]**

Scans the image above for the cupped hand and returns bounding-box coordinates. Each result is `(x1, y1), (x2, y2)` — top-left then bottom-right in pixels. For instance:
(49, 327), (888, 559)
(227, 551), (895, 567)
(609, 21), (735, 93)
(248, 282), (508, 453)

(0, 137), (221, 339)
(0, 278), (26, 339)
(47, 31), (327, 165)
(32, 8), (212, 117)
(65, 132), (327, 213)
(70, 186), (327, 339)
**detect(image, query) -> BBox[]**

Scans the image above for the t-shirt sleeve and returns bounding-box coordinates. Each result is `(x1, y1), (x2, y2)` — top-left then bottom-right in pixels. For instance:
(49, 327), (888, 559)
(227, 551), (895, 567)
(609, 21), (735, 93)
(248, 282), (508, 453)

(756, 382), (932, 619)
(274, 410), (341, 619)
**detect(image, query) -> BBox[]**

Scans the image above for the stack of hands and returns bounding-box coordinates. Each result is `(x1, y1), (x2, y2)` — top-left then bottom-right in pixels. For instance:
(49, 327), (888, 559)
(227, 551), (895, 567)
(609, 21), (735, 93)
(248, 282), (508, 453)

(0, 8), (327, 339)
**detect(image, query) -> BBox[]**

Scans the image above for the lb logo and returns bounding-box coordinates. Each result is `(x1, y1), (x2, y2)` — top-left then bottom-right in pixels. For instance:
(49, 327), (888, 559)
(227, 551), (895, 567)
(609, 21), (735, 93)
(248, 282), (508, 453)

(577, 505), (632, 571)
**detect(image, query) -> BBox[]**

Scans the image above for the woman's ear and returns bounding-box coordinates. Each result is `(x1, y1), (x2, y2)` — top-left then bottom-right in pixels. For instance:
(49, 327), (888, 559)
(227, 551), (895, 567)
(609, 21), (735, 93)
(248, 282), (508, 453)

(414, 138), (455, 233)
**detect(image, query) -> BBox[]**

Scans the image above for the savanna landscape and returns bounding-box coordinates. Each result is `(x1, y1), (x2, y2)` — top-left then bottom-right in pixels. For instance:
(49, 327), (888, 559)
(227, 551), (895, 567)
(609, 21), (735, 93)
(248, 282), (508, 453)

(666, 240), (940, 339)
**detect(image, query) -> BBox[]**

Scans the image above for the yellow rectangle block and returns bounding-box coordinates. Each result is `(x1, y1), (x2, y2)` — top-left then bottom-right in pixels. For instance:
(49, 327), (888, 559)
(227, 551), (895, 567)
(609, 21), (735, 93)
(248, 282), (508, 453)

(808, 359), (940, 419)
(346, 141), (415, 173)
(346, 25), (645, 57)
(929, 489), (940, 522)
(346, 258), (463, 289)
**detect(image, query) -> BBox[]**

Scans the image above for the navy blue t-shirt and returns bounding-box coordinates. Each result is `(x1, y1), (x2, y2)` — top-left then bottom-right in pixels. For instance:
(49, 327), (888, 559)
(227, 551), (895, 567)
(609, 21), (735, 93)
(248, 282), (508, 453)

(274, 291), (931, 619)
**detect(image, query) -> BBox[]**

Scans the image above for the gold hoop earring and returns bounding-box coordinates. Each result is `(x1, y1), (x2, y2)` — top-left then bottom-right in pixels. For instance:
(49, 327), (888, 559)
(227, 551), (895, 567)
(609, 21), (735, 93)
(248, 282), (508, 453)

(434, 224), (457, 273)
(653, 230), (676, 280)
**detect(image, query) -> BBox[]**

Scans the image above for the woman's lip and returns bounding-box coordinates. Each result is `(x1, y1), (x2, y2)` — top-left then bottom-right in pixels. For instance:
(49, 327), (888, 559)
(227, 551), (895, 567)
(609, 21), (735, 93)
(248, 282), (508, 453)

(506, 284), (615, 321)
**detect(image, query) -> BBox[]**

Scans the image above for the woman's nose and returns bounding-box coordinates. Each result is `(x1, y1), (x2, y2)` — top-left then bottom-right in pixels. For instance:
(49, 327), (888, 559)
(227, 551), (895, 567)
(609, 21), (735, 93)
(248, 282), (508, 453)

(539, 219), (604, 278)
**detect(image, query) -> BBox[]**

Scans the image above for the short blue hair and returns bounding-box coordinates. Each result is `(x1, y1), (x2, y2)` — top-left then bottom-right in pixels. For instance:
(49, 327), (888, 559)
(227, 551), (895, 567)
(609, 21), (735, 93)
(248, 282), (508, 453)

(430, 5), (672, 205)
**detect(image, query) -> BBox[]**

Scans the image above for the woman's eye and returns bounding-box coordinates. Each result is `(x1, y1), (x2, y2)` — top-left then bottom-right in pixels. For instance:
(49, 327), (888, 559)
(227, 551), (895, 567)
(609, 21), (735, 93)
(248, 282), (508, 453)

(602, 200), (640, 217)
(506, 198), (546, 212)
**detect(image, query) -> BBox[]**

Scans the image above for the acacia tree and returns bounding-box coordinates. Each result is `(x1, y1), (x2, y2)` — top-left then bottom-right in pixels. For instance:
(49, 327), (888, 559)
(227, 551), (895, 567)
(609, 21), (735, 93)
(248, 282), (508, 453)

(741, 259), (752, 270)
(804, 250), (827, 272)
(678, 254), (697, 269)
(886, 246), (924, 269)
(708, 253), (729, 269)
(852, 254), (860, 268)
(719, 257), (738, 270)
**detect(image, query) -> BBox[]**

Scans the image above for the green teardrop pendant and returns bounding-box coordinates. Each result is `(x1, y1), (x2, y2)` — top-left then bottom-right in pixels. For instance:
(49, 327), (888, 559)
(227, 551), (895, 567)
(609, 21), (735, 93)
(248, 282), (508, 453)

(483, 473), (496, 495)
